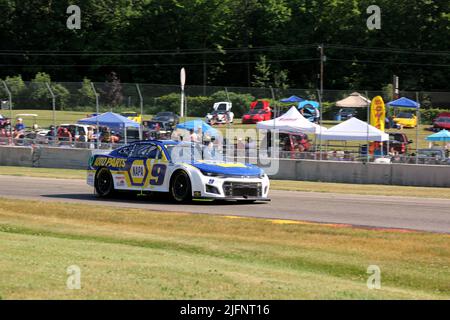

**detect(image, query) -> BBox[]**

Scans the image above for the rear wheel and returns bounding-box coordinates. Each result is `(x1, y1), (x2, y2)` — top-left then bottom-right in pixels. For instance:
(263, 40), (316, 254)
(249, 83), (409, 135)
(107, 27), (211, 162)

(170, 171), (192, 203)
(95, 168), (115, 198)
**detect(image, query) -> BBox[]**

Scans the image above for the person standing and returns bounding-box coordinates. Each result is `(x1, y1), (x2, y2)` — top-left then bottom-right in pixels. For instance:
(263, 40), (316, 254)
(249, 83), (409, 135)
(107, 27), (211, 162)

(189, 129), (198, 143)
(14, 118), (25, 140)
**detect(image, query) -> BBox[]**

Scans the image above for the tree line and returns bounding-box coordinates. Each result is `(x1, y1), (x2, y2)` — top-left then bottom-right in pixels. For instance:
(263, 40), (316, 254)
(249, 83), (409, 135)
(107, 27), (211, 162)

(0, 0), (449, 91)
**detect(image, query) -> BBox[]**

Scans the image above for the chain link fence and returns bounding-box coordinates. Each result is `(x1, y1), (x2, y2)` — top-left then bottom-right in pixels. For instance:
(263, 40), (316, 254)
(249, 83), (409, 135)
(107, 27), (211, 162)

(0, 81), (449, 165)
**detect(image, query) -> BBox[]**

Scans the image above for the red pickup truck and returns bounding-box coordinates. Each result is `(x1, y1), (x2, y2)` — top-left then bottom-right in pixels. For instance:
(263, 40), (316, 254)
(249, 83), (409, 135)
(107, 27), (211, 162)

(387, 132), (413, 154)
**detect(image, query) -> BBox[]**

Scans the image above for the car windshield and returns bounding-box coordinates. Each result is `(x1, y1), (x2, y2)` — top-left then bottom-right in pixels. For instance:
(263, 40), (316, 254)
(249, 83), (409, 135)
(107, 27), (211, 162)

(253, 101), (265, 110)
(164, 144), (222, 162)
(157, 112), (172, 117)
(249, 109), (264, 115)
(389, 134), (403, 142)
(216, 103), (228, 112)
(397, 112), (413, 119)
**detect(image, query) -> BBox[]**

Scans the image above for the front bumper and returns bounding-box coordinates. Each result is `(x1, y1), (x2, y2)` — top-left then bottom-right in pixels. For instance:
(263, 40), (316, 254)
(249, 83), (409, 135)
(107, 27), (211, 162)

(198, 196), (270, 202)
(192, 174), (271, 201)
(242, 117), (262, 124)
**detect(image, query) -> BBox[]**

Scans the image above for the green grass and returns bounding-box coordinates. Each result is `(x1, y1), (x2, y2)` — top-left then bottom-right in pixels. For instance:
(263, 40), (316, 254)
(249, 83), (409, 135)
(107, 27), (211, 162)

(0, 166), (449, 200)
(0, 166), (86, 180)
(0, 198), (449, 299)
(270, 180), (450, 199)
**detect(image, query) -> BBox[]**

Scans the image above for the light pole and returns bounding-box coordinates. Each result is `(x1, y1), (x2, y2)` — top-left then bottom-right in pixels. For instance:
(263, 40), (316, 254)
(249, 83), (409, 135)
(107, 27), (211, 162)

(1, 80), (12, 138)
(91, 82), (100, 148)
(136, 84), (144, 140)
(180, 68), (186, 120)
(318, 44), (326, 96)
(45, 82), (56, 142)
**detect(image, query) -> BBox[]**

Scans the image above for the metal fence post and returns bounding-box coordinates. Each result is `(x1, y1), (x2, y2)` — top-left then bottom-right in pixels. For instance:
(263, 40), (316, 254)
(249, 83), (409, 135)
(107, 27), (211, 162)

(365, 90), (370, 163)
(269, 86), (276, 118)
(1, 80), (13, 137)
(416, 92), (420, 165)
(91, 83), (100, 148)
(317, 89), (323, 161)
(45, 82), (57, 142)
(136, 84), (144, 140)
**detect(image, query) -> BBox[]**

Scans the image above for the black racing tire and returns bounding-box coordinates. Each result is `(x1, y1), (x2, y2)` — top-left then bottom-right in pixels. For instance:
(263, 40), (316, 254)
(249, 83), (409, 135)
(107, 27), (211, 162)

(170, 171), (192, 203)
(95, 168), (115, 198)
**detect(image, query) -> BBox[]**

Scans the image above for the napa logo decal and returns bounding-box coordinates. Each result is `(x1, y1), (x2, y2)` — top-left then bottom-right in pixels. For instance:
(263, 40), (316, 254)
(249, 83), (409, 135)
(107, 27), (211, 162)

(127, 160), (149, 186)
(93, 157), (126, 169)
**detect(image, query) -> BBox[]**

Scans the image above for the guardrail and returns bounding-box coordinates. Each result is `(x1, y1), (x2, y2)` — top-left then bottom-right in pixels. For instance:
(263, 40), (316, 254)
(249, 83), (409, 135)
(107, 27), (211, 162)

(1, 136), (449, 166)
(1, 144), (449, 187)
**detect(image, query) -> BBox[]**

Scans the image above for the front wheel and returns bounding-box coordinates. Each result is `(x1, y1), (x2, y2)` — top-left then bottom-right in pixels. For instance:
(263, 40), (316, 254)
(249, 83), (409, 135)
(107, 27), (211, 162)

(95, 168), (115, 198)
(170, 171), (192, 203)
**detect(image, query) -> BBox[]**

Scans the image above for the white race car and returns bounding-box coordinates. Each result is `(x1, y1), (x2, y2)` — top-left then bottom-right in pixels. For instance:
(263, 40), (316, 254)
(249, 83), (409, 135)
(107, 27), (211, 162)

(87, 140), (270, 203)
(206, 102), (234, 125)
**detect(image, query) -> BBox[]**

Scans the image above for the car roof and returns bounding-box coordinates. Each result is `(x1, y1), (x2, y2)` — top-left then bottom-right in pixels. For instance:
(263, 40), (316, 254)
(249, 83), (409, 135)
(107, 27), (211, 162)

(130, 140), (180, 147)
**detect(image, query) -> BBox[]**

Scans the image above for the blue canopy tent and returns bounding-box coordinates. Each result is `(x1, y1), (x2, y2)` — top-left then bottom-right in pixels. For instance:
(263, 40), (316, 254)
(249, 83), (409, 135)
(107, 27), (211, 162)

(387, 97), (420, 109)
(388, 97), (421, 163)
(426, 130), (450, 142)
(78, 112), (140, 144)
(280, 95), (305, 104)
(176, 119), (220, 138)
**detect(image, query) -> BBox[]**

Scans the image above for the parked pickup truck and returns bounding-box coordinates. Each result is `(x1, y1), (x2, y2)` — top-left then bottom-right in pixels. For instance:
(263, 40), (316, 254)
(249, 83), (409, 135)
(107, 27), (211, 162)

(387, 132), (413, 154)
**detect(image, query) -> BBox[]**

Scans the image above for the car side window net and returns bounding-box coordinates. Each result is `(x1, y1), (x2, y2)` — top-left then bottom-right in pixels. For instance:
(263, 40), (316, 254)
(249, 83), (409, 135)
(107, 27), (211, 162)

(117, 145), (134, 157)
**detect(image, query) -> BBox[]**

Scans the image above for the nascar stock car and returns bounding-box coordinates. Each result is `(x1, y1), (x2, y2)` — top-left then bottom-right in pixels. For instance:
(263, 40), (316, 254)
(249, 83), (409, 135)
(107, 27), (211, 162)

(87, 140), (270, 203)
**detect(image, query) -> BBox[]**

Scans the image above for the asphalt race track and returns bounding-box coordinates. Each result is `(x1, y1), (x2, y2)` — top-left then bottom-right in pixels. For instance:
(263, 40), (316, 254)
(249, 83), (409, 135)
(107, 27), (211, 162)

(0, 176), (449, 234)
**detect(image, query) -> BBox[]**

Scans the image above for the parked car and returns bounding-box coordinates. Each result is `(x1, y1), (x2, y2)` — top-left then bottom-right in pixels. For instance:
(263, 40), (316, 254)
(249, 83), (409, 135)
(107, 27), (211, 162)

(433, 112), (450, 131)
(387, 132), (413, 155)
(58, 124), (94, 141)
(143, 120), (172, 140)
(152, 112), (179, 128)
(206, 102), (234, 125)
(121, 111), (142, 124)
(242, 100), (272, 124)
(336, 108), (357, 121)
(393, 112), (417, 128)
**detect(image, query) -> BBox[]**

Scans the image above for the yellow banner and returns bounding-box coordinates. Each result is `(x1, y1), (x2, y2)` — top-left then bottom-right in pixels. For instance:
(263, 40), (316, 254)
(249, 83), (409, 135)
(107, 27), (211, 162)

(370, 96), (386, 131)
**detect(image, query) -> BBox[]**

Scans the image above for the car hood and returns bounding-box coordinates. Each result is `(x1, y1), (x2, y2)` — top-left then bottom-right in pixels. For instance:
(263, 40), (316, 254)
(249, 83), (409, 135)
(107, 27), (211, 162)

(188, 161), (263, 177)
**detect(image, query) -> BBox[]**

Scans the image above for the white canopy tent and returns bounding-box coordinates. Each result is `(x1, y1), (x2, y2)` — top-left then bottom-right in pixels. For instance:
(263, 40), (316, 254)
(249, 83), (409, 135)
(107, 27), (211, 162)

(257, 106), (327, 134)
(318, 117), (389, 141)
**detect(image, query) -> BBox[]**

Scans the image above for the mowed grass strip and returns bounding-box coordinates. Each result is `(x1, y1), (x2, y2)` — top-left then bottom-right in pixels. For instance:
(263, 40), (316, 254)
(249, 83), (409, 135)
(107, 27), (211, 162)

(0, 198), (449, 300)
(0, 166), (449, 200)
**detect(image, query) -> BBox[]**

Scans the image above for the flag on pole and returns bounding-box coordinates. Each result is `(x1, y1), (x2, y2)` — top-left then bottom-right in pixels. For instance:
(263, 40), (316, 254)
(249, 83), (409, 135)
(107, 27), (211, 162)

(370, 96), (386, 131)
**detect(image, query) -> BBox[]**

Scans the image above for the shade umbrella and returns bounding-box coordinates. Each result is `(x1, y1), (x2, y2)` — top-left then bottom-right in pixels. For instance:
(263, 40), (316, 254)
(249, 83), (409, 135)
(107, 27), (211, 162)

(335, 92), (371, 108)
(298, 100), (320, 109)
(176, 119), (220, 137)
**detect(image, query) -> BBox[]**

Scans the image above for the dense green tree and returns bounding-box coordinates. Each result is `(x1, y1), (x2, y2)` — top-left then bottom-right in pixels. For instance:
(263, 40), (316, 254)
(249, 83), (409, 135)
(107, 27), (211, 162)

(0, 0), (448, 91)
